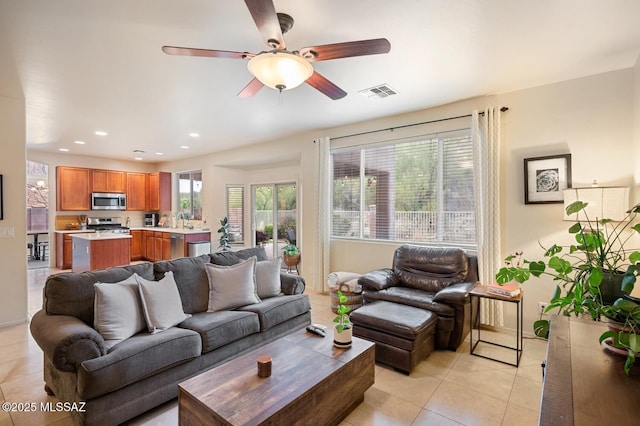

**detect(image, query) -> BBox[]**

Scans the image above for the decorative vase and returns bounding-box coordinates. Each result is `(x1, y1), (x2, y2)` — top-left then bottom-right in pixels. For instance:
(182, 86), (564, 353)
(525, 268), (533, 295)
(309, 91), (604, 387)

(333, 326), (352, 349)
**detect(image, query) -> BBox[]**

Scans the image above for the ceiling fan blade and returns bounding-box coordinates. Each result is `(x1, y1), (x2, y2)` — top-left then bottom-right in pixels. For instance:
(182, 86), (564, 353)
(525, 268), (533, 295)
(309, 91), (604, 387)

(237, 78), (265, 98)
(300, 38), (391, 62)
(162, 46), (251, 60)
(244, 0), (285, 49)
(306, 72), (347, 100)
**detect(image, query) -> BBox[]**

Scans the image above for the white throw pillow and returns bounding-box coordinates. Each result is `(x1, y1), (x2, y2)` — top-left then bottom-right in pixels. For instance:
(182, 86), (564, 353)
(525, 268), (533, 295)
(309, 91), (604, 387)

(256, 258), (282, 298)
(206, 256), (261, 312)
(94, 273), (145, 349)
(136, 271), (190, 334)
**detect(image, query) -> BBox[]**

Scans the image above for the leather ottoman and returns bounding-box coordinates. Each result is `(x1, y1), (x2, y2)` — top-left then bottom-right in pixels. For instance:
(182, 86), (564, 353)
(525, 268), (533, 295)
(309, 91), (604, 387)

(350, 301), (437, 374)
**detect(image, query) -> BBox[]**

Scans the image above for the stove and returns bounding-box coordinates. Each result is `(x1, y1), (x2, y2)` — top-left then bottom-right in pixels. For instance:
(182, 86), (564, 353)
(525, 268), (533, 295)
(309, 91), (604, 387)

(86, 217), (130, 234)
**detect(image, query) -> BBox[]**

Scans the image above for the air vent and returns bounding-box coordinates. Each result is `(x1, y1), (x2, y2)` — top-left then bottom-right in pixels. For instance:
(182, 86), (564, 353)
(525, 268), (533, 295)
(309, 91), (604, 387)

(359, 84), (398, 99)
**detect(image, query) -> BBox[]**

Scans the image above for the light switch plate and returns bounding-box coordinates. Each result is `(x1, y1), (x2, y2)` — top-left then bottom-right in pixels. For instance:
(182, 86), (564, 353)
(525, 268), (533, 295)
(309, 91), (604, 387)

(0, 227), (15, 238)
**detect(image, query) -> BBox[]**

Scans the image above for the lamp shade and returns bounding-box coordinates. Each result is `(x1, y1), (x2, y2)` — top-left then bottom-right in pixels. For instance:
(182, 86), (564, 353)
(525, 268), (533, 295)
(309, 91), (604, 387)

(563, 187), (630, 221)
(248, 51), (313, 91)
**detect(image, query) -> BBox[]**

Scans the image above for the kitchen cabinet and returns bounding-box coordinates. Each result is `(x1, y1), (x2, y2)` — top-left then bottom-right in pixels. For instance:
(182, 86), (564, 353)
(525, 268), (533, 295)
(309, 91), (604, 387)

(55, 233), (73, 269)
(130, 230), (142, 261)
(144, 230), (155, 261)
(57, 166), (91, 211)
(147, 172), (171, 211)
(92, 169), (126, 193)
(127, 172), (147, 211)
(71, 234), (131, 272)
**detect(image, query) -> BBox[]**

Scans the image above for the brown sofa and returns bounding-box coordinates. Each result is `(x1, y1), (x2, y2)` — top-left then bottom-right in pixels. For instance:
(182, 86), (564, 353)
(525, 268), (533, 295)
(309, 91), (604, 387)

(358, 245), (479, 350)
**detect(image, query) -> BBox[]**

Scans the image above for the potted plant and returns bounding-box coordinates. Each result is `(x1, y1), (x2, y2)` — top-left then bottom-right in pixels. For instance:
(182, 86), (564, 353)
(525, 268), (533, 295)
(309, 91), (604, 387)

(333, 290), (352, 348)
(496, 200), (640, 374)
(217, 217), (231, 251)
(282, 243), (301, 269)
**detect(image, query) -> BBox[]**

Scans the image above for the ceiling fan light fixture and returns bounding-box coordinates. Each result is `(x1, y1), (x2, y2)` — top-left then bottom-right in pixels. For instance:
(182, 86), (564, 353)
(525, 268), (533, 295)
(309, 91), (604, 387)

(248, 51), (313, 91)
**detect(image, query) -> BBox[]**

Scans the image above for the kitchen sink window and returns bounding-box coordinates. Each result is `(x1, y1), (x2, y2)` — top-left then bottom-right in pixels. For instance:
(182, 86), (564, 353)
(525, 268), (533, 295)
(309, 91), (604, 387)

(178, 171), (202, 219)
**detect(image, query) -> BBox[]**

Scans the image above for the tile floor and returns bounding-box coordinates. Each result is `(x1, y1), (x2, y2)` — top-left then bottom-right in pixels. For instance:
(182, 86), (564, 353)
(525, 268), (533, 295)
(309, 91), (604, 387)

(0, 268), (546, 425)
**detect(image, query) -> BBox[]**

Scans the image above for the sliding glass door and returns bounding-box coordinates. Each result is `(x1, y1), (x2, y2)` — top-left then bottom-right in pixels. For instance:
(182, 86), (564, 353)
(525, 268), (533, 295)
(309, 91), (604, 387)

(252, 183), (297, 259)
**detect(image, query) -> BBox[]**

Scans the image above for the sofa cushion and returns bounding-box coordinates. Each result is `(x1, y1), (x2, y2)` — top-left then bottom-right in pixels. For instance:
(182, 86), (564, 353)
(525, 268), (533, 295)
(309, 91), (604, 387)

(210, 246), (268, 266)
(44, 262), (155, 325)
(363, 286), (456, 317)
(393, 245), (469, 293)
(136, 272), (191, 333)
(93, 274), (145, 349)
(153, 254), (210, 314)
(238, 294), (311, 331)
(178, 310), (260, 353)
(256, 258), (282, 298)
(77, 327), (201, 400)
(206, 257), (261, 312)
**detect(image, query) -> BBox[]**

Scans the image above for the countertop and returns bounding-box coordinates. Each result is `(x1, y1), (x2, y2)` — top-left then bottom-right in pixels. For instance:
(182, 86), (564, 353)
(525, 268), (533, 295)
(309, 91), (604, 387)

(131, 227), (212, 235)
(54, 230), (96, 234)
(70, 233), (132, 240)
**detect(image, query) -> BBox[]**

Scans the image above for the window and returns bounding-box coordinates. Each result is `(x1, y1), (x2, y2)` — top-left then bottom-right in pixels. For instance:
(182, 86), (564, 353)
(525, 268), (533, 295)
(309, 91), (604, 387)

(177, 171), (202, 219)
(331, 129), (476, 246)
(226, 186), (244, 244)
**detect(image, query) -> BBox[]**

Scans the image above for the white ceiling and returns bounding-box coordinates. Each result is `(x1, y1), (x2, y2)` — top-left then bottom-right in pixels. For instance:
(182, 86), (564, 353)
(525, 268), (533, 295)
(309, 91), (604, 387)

(2, 0), (640, 162)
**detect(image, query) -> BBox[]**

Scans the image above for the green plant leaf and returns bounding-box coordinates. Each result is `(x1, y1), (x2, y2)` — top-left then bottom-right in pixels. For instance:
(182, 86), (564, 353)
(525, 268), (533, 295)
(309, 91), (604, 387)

(588, 268), (603, 287)
(533, 319), (549, 338)
(529, 261), (545, 276)
(630, 252), (640, 264)
(495, 267), (513, 284)
(599, 330), (617, 344)
(566, 201), (587, 216)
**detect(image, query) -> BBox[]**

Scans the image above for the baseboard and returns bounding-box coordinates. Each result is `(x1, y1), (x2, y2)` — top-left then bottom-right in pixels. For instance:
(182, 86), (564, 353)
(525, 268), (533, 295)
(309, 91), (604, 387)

(0, 317), (28, 329)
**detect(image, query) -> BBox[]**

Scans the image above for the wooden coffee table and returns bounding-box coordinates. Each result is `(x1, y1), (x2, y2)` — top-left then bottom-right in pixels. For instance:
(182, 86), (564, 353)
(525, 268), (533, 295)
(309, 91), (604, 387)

(178, 329), (375, 425)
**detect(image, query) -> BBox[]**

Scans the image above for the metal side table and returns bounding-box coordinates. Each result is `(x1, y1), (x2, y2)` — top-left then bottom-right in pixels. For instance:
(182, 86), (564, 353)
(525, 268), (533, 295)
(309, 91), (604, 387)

(469, 284), (523, 367)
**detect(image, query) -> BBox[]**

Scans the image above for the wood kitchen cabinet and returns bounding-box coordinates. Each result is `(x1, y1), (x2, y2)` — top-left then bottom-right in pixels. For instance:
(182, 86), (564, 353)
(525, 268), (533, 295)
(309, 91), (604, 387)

(144, 230), (155, 261)
(92, 169), (126, 193)
(56, 166), (91, 211)
(55, 233), (74, 269)
(147, 172), (171, 211)
(130, 230), (142, 261)
(127, 172), (147, 211)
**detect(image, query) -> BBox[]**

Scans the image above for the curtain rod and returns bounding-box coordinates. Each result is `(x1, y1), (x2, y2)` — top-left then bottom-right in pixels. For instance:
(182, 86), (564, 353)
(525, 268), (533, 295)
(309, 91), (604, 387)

(331, 106), (509, 141)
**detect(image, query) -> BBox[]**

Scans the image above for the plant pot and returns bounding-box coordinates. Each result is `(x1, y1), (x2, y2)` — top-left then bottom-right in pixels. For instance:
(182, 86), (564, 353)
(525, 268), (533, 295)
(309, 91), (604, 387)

(283, 253), (300, 267)
(333, 326), (352, 349)
(600, 271), (627, 305)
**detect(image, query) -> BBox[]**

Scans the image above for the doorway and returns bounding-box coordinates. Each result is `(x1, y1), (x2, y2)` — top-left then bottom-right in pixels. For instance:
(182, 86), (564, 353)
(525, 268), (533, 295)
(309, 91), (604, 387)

(252, 183), (297, 260)
(26, 160), (49, 269)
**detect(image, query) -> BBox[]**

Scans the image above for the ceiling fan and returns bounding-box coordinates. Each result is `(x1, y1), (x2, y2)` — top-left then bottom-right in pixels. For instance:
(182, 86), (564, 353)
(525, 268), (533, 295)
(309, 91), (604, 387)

(162, 0), (391, 100)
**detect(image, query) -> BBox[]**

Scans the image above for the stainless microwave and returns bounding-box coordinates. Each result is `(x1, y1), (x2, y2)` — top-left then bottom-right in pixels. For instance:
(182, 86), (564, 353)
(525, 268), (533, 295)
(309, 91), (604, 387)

(91, 192), (126, 210)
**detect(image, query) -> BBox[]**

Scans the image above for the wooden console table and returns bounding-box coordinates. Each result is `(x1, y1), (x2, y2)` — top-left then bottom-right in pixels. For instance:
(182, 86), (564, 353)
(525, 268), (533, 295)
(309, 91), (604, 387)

(539, 315), (640, 425)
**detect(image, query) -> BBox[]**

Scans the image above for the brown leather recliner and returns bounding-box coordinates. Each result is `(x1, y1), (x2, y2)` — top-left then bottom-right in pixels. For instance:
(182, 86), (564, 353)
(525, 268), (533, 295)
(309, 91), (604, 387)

(358, 245), (479, 350)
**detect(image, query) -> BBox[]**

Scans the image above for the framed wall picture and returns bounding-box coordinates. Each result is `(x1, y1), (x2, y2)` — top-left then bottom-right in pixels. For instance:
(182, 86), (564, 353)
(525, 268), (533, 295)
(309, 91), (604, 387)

(524, 154), (572, 204)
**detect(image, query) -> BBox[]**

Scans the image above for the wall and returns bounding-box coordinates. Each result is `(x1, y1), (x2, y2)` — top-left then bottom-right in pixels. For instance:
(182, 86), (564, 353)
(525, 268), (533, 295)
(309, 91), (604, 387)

(0, 95), (27, 327)
(497, 69), (637, 332)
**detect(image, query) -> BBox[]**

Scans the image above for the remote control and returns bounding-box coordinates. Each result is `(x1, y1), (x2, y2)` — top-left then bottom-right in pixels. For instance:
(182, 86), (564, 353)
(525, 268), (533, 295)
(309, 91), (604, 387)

(306, 325), (326, 337)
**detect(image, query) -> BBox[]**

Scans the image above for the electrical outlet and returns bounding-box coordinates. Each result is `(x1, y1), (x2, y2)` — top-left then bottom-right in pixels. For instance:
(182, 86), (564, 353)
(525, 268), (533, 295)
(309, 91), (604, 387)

(538, 302), (549, 314)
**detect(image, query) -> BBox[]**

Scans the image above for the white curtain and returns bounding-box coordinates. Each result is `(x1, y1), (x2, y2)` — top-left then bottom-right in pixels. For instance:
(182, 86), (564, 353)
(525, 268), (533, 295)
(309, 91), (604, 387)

(472, 108), (504, 326)
(314, 137), (331, 292)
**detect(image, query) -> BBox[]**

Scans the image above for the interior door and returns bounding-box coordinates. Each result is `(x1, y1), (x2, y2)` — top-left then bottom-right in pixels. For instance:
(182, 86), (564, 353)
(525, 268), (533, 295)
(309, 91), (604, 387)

(252, 183), (297, 259)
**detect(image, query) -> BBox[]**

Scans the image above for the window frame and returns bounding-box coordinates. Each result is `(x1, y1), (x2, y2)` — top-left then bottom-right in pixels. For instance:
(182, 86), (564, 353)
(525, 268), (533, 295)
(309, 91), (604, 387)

(330, 128), (476, 249)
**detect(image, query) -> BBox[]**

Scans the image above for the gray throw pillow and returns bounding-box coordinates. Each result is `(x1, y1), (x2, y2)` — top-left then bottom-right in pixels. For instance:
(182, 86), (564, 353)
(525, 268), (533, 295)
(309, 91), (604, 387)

(256, 258), (282, 298)
(94, 273), (145, 349)
(206, 256), (261, 312)
(136, 271), (191, 334)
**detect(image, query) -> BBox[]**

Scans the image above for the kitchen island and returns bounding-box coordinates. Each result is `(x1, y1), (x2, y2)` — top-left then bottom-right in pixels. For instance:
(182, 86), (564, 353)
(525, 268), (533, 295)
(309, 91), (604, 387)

(71, 232), (132, 272)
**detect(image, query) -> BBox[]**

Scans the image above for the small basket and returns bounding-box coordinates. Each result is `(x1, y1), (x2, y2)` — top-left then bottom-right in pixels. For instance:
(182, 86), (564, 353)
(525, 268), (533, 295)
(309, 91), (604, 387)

(330, 283), (363, 314)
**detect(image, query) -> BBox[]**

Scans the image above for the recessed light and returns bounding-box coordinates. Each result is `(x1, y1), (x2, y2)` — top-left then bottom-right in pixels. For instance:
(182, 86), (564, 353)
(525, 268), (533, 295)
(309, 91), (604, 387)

(59, 148), (69, 152)
(155, 152), (164, 156)
(180, 145), (190, 149)
(74, 140), (86, 145)
(189, 132), (199, 138)
(95, 130), (108, 136)
(134, 157), (143, 161)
